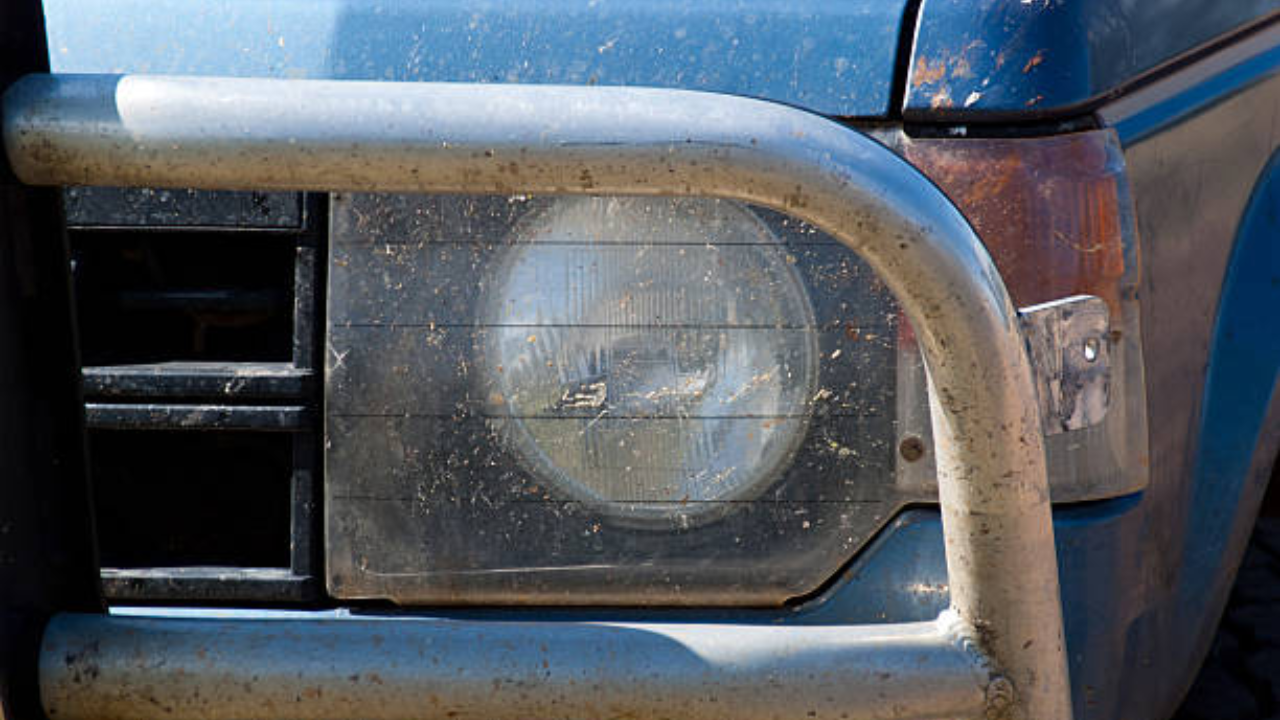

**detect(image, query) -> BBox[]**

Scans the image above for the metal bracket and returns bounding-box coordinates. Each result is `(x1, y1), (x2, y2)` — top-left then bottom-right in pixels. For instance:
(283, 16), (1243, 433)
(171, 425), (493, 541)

(1020, 295), (1112, 435)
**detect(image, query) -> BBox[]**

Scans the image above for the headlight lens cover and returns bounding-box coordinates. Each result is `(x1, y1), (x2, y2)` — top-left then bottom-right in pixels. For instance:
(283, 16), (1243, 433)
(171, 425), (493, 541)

(326, 193), (901, 606)
(481, 197), (817, 522)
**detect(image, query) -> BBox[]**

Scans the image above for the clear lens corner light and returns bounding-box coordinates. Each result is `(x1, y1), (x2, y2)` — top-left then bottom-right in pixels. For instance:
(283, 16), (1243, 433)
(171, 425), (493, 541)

(479, 196), (820, 524)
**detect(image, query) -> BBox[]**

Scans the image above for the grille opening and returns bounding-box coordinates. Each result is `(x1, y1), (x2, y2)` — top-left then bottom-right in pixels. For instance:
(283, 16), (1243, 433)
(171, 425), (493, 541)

(71, 232), (296, 365)
(67, 188), (326, 605)
(90, 429), (293, 569)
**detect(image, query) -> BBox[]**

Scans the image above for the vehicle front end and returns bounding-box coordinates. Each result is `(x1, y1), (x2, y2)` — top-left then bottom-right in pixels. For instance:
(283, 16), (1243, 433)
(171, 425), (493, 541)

(2, 2), (1278, 720)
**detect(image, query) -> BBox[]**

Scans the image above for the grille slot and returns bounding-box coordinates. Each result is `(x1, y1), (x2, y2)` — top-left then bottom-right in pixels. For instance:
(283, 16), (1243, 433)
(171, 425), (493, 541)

(72, 232), (296, 365)
(88, 430), (293, 568)
(70, 188), (325, 605)
(82, 362), (312, 400)
(85, 404), (312, 432)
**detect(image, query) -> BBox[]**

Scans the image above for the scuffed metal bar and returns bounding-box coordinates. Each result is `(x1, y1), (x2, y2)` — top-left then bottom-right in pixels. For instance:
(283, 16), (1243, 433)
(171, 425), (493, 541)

(41, 613), (988, 720)
(6, 74), (1070, 719)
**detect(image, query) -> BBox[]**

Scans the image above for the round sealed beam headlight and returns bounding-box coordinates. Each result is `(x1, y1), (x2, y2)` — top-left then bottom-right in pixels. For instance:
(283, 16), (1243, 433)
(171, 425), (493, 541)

(481, 197), (818, 523)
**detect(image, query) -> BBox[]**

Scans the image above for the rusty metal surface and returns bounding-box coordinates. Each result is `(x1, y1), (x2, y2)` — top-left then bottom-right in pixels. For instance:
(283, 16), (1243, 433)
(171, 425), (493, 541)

(40, 612), (991, 720)
(5, 73), (1071, 719)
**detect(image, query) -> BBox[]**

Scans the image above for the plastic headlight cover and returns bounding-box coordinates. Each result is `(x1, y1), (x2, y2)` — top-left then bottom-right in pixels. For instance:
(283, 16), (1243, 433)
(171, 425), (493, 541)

(326, 193), (902, 606)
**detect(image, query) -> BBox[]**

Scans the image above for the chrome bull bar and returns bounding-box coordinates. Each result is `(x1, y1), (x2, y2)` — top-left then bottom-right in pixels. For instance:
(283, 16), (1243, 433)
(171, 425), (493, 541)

(4, 74), (1071, 720)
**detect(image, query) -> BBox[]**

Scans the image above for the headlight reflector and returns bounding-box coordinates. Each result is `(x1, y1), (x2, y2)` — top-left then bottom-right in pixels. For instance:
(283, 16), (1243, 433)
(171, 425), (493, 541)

(482, 197), (818, 521)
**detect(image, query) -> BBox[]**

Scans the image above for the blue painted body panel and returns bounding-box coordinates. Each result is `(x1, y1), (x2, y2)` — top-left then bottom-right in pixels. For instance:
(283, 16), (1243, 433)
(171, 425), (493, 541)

(906, 0), (1280, 120)
(1111, 41), (1280, 144)
(42, 0), (907, 118)
(1178, 150), (1280, 628)
(1101, 147), (1280, 720)
(804, 500), (1150, 720)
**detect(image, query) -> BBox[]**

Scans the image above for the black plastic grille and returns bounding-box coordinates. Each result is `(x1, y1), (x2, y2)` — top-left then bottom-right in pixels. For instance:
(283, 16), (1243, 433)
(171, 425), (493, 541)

(67, 188), (325, 605)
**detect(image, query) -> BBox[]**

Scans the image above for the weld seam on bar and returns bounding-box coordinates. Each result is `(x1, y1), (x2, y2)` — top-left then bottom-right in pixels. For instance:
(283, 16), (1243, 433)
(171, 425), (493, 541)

(6, 74), (1071, 719)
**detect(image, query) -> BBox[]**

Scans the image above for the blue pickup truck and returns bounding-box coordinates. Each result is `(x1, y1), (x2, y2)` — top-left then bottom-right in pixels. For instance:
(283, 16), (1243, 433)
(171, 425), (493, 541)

(1, 2), (1278, 720)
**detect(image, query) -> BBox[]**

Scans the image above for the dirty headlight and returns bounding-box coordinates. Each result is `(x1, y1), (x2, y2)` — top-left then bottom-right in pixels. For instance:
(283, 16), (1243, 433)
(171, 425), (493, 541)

(481, 197), (817, 523)
(326, 193), (901, 606)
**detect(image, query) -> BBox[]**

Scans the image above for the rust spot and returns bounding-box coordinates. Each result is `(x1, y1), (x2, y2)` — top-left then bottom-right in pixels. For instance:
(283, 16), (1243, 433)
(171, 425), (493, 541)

(1025, 94), (1044, 107)
(929, 87), (953, 109)
(911, 56), (947, 87)
(1022, 50), (1045, 74)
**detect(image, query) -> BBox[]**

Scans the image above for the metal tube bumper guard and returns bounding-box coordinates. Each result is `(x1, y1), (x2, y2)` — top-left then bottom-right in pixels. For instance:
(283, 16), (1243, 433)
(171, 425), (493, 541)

(3, 74), (1072, 720)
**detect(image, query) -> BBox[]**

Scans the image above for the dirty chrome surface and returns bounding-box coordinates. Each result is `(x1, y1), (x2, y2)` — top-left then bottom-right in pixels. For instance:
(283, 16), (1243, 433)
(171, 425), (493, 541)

(5, 74), (1071, 719)
(42, 612), (990, 720)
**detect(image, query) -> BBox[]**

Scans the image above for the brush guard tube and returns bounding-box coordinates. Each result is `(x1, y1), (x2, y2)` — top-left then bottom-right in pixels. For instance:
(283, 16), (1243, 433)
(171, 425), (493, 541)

(4, 74), (1071, 720)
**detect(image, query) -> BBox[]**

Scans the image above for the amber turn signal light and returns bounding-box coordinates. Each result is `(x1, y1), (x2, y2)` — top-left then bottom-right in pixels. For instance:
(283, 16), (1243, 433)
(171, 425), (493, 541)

(903, 129), (1133, 315)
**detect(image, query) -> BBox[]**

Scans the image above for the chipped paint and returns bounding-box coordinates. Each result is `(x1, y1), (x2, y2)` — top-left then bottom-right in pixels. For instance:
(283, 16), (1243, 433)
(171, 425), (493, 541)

(913, 56), (948, 86)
